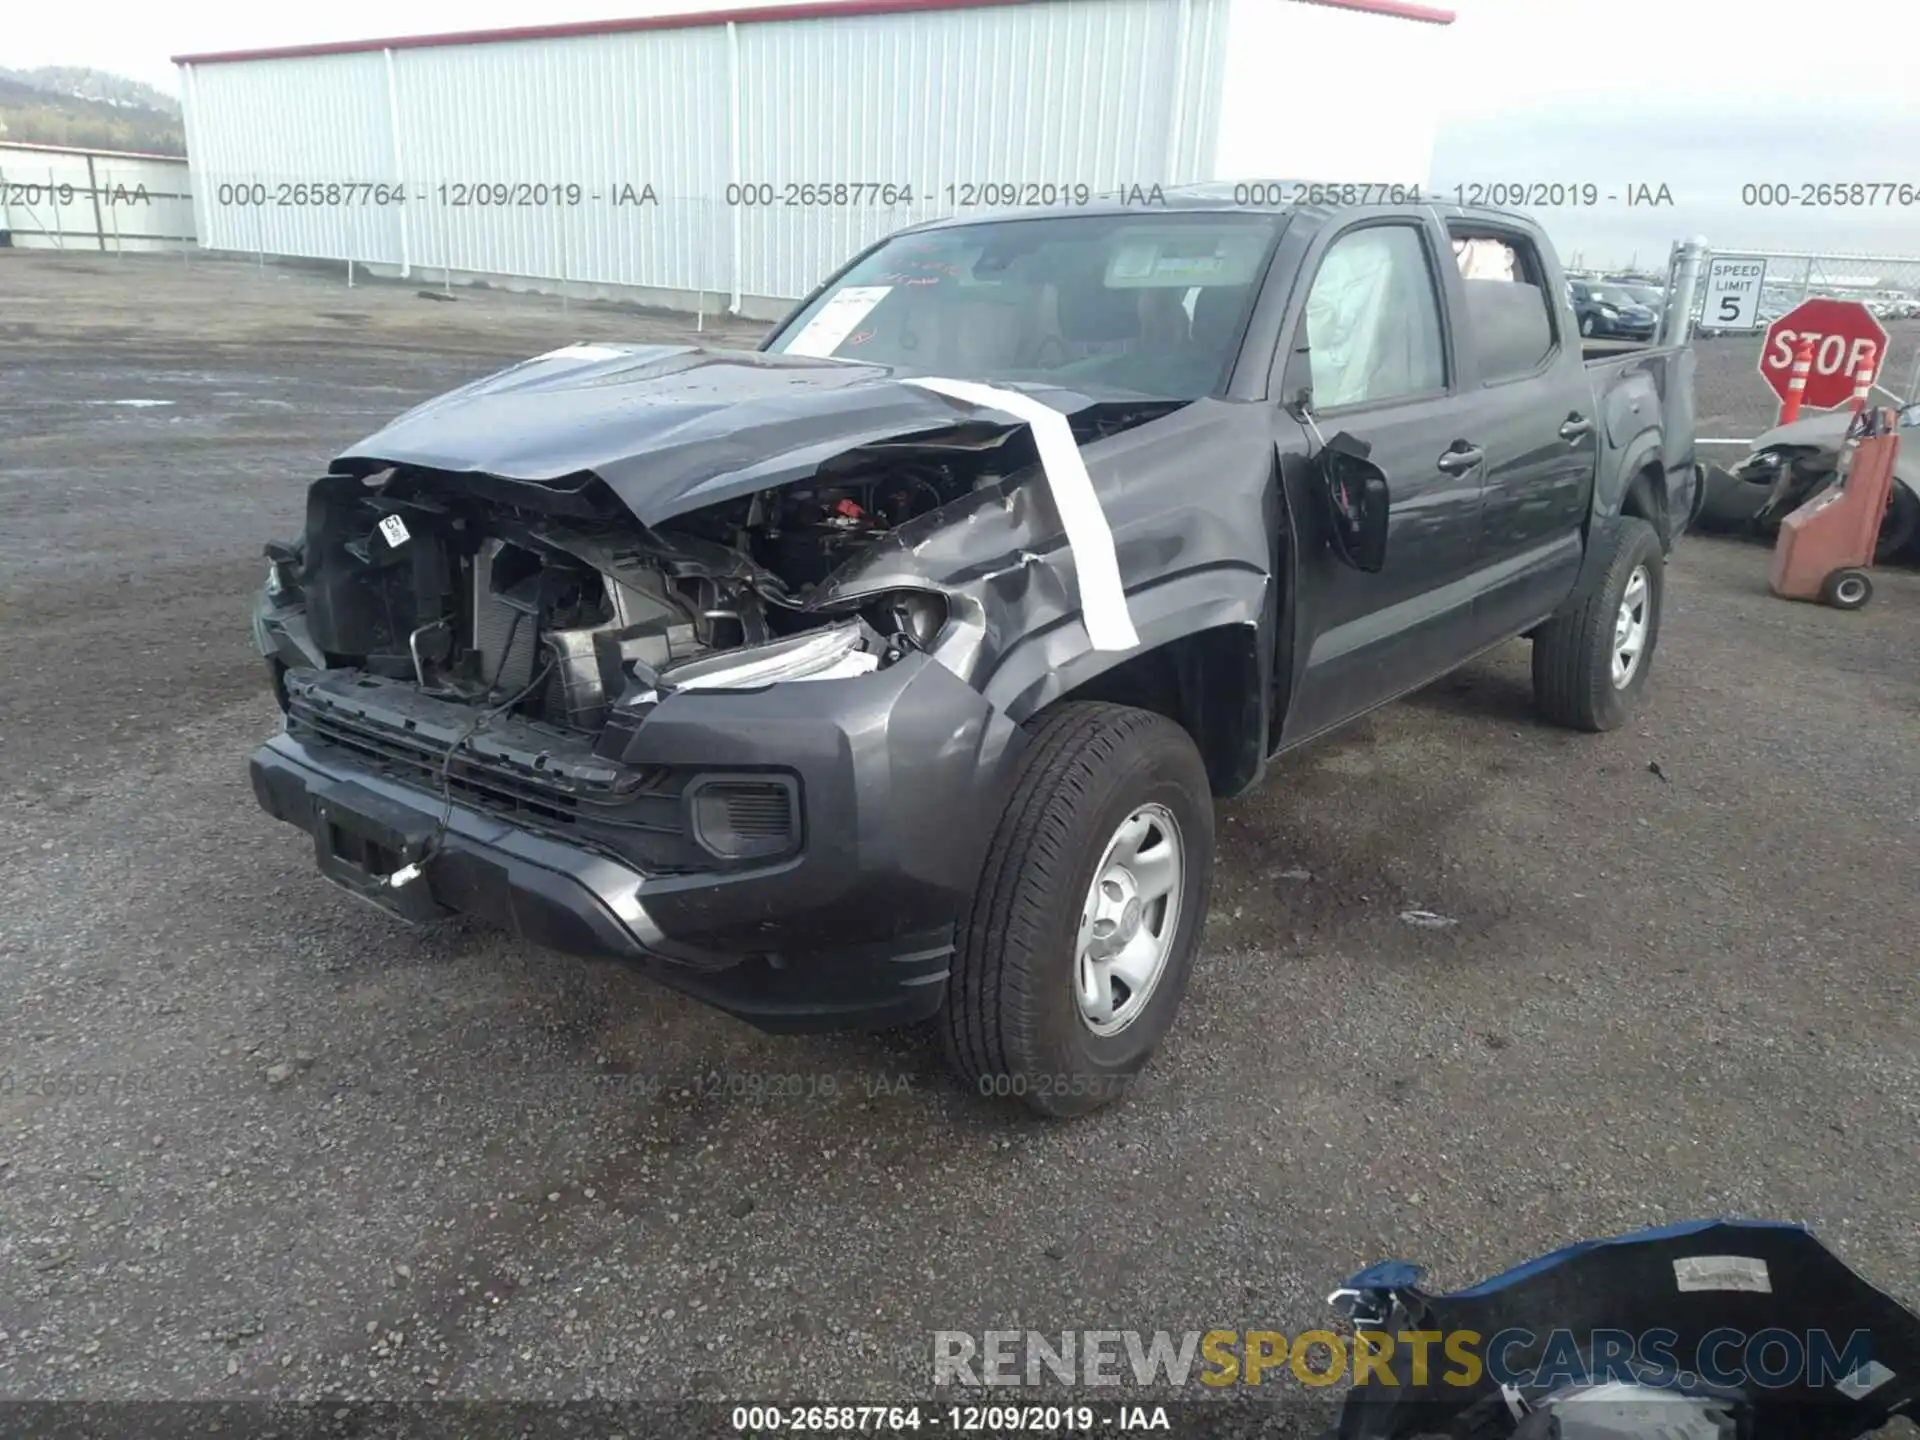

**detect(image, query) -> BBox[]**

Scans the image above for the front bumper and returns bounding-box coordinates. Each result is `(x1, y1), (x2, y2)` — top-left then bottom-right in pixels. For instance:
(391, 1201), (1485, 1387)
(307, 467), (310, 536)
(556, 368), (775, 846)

(249, 650), (1026, 1032)
(1596, 317), (1656, 340)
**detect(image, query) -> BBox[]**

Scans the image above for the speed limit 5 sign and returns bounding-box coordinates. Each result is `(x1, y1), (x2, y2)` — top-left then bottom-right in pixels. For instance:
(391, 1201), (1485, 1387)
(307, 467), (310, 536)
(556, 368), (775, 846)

(1703, 256), (1767, 330)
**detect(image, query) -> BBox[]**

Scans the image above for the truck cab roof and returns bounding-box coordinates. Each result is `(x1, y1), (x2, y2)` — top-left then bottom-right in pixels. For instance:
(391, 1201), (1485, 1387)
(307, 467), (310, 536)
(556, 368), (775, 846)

(899, 186), (1541, 238)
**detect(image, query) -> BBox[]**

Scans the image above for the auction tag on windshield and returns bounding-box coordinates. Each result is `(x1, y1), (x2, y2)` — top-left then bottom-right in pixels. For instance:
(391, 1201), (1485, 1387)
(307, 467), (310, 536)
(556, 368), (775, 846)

(377, 514), (411, 549)
(783, 286), (892, 357)
(1673, 1256), (1771, 1293)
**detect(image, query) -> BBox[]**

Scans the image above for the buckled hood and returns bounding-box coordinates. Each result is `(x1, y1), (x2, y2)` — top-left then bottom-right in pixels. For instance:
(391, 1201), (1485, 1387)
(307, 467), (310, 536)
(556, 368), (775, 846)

(332, 343), (1103, 526)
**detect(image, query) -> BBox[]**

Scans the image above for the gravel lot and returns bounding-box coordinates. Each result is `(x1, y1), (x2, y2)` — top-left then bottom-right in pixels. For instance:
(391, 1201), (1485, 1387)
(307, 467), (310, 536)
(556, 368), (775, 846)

(2, 251), (1916, 1415)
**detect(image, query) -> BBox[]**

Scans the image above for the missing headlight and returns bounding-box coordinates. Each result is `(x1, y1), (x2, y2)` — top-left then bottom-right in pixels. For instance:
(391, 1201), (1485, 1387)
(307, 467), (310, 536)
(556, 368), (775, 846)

(875, 591), (948, 650)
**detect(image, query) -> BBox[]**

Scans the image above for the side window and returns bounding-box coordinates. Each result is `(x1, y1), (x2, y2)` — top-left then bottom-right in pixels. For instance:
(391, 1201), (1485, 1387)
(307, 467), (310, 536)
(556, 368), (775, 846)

(1450, 228), (1557, 384)
(1302, 225), (1446, 410)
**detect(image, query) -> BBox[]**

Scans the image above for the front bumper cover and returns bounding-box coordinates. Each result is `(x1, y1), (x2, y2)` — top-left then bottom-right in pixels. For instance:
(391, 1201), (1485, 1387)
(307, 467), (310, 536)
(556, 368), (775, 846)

(249, 650), (1026, 1032)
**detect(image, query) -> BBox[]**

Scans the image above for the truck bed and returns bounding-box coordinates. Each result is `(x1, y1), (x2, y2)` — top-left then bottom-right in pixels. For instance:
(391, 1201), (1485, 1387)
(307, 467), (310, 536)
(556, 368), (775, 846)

(1582, 337), (1664, 364)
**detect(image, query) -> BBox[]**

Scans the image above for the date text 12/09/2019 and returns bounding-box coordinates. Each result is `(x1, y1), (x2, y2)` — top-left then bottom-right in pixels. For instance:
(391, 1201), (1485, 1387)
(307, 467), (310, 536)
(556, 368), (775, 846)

(204, 178), (1681, 212)
(203, 181), (1174, 210)
(729, 1404), (1173, 1432)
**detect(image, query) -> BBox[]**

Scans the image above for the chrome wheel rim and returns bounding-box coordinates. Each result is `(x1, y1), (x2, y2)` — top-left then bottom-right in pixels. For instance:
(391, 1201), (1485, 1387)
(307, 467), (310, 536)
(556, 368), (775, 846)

(1075, 804), (1184, 1037)
(1612, 565), (1651, 687)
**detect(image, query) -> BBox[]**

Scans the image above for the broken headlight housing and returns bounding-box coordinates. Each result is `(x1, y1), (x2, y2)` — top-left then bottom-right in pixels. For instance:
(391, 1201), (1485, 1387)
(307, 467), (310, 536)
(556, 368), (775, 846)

(665, 621), (882, 692)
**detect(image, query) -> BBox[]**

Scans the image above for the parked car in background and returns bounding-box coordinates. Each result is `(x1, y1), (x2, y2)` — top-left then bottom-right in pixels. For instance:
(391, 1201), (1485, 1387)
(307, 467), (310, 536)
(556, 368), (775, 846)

(1698, 405), (1920, 563)
(1613, 282), (1667, 319)
(1568, 279), (1659, 340)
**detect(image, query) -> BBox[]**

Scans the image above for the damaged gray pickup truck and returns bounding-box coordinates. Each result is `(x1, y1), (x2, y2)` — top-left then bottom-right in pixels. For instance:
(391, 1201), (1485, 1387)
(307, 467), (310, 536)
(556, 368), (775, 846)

(250, 196), (1699, 1116)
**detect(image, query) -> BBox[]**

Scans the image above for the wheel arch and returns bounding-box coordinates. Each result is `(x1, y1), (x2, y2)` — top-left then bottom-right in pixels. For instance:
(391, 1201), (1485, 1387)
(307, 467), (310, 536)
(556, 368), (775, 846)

(1567, 436), (1670, 608)
(980, 569), (1272, 799)
(1040, 622), (1268, 799)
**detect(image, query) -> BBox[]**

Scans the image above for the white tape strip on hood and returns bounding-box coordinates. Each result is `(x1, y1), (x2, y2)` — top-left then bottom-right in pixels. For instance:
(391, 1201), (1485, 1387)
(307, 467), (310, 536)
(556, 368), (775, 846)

(900, 377), (1139, 653)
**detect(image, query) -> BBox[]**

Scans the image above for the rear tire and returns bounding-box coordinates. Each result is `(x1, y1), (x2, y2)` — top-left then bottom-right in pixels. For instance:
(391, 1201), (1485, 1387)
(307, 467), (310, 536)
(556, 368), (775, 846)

(1821, 568), (1873, 610)
(1531, 517), (1665, 732)
(942, 702), (1215, 1119)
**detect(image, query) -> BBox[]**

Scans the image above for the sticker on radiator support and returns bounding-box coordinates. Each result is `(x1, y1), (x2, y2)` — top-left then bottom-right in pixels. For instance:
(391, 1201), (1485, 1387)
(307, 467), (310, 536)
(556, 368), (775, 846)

(377, 514), (411, 549)
(900, 377), (1139, 653)
(1673, 1256), (1772, 1293)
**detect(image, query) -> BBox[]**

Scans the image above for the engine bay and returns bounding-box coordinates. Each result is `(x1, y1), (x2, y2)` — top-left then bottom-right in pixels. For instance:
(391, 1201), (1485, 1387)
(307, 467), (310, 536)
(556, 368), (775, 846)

(269, 435), (1022, 734)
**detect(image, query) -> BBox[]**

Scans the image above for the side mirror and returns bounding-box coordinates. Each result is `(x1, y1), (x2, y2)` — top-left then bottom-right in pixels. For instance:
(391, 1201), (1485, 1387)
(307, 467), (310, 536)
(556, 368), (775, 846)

(1315, 431), (1390, 573)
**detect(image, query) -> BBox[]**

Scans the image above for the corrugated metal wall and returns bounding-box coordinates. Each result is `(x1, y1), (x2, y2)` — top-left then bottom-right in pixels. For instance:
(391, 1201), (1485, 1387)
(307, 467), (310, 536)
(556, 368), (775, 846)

(0, 143), (195, 252)
(179, 0), (1227, 306)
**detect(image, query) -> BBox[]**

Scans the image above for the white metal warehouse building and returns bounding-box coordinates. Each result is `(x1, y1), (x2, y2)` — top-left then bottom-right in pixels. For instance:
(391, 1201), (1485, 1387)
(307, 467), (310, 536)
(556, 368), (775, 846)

(175, 0), (1455, 318)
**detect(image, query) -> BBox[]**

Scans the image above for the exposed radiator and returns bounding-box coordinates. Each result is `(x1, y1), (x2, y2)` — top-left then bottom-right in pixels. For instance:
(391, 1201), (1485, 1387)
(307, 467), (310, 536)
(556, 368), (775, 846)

(472, 539), (539, 694)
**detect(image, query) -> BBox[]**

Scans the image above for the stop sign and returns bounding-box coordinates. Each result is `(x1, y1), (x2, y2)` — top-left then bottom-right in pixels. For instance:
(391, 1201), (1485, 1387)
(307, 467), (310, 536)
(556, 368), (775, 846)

(1759, 298), (1889, 411)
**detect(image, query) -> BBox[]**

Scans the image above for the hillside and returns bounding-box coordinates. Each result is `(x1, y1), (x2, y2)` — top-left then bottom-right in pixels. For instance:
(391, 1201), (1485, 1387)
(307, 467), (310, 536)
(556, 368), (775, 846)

(0, 67), (185, 156)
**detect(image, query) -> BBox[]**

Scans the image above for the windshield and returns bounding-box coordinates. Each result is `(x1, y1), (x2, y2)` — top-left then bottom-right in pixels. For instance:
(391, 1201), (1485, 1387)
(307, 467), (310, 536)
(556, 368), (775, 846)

(764, 212), (1283, 400)
(1592, 286), (1642, 307)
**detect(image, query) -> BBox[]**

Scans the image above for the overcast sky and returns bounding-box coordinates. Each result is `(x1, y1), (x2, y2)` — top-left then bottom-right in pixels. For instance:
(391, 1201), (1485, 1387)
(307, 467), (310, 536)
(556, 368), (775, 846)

(15, 0), (1920, 266)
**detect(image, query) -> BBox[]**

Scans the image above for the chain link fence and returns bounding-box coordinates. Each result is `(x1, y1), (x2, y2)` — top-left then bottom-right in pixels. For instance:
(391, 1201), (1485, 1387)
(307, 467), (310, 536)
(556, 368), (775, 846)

(1698, 250), (1919, 394)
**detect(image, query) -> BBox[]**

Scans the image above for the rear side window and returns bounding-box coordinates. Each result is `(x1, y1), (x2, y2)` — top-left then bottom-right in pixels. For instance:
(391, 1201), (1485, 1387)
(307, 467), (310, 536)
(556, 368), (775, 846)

(1450, 229), (1556, 384)
(1302, 224), (1447, 409)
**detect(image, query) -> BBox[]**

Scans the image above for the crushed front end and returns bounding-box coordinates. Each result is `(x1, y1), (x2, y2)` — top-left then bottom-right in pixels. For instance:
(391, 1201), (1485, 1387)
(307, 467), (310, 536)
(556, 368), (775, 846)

(249, 455), (1028, 1031)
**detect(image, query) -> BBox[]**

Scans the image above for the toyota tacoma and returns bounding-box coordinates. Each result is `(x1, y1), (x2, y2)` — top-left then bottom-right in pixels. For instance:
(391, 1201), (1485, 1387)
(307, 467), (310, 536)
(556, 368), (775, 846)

(250, 196), (1699, 1116)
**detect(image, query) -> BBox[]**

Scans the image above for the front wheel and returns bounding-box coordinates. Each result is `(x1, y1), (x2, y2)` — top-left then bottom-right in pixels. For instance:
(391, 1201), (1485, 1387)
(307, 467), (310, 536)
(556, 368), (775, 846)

(942, 702), (1215, 1119)
(1531, 516), (1665, 732)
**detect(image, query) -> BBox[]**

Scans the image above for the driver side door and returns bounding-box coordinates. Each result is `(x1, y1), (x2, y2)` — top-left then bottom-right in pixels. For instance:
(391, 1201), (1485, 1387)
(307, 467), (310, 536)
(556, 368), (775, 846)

(1275, 217), (1491, 746)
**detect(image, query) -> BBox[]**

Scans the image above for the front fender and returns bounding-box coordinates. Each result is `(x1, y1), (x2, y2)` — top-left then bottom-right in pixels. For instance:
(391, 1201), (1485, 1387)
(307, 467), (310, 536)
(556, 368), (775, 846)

(980, 564), (1271, 724)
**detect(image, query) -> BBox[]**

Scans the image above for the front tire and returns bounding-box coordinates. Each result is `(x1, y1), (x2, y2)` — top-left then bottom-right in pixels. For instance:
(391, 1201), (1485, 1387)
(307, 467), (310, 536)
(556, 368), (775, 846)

(943, 703), (1215, 1119)
(1531, 516), (1665, 732)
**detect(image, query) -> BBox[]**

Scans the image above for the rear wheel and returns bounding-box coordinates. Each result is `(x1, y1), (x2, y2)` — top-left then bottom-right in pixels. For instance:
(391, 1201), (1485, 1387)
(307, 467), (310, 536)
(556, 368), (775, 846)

(942, 702), (1215, 1119)
(1531, 517), (1665, 732)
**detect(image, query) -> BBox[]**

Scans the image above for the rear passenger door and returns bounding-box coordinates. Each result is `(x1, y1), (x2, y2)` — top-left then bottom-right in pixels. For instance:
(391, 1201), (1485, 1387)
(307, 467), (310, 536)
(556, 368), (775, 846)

(1275, 215), (1489, 745)
(1445, 223), (1598, 645)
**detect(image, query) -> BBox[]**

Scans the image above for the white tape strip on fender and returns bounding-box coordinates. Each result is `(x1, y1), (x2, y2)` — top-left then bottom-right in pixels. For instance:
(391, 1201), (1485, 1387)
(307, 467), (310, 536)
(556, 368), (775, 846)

(900, 377), (1139, 653)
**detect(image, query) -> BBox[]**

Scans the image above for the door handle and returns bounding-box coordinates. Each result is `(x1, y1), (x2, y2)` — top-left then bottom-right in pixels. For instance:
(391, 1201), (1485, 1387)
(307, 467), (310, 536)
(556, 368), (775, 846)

(1559, 414), (1595, 440)
(1435, 443), (1484, 475)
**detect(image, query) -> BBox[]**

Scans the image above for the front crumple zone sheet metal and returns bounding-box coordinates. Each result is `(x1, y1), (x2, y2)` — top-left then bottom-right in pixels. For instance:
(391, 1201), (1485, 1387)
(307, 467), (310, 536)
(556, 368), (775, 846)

(329, 344), (1117, 529)
(900, 377), (1140, 653)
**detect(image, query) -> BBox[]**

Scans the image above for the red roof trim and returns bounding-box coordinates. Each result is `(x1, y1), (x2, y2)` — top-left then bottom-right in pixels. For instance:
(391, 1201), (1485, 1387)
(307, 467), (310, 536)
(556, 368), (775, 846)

(172, 0), (1450, 66)
(1303, 0), (1454, 19)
